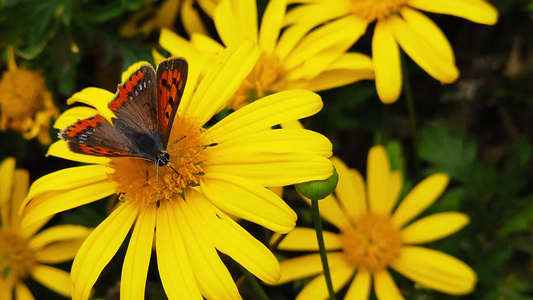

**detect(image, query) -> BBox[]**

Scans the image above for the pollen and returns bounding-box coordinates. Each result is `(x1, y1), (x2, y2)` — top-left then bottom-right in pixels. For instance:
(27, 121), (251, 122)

(0, 228), (36, 281)
(351, 0), (407, 22)
(107, 115), (208, 206)
(0, 68), (59, 144)
(228, 53), (286, 110)
(341, 214), (403, 273)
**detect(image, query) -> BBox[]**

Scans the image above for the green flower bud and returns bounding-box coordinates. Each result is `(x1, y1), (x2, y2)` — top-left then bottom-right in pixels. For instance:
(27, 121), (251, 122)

(296, 168), (338, 201)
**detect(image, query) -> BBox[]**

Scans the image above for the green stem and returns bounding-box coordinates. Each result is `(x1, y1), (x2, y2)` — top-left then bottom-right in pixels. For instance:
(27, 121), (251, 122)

(237, 264), (269, 300)
(311, 198), (336, 300)
(401, 52), (421, 178)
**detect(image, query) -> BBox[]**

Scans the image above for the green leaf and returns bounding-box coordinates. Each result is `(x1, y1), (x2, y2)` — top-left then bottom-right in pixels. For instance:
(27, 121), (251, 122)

(418, 125), (478, 182)
(497, 195), (533, 238)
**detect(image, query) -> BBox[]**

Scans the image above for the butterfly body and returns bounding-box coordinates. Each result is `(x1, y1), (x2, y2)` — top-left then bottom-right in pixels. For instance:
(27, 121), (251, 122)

(60, 58), (188, 168)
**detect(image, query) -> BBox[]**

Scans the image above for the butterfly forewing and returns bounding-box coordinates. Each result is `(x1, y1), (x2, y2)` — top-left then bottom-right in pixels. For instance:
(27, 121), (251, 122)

(156, 58), (188, 148)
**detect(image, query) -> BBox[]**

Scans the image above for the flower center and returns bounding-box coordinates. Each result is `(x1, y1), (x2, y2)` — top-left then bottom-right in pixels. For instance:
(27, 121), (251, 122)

(228, 53), (286, 110)
(107, 116), (208, 206)
(341, 214), (403, 272)
(0, 229), (36, 281)
(351, 0), (407, 22)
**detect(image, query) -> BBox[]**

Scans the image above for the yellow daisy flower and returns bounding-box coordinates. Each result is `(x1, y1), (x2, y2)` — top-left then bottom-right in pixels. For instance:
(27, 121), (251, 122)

(159, 0), (374, 110)
(21, 42), (334, 300)
(0, 157), (91, 299)
(284, 0), (498, 104)
(0, 47), (59, 144)
(273, 146), (476, 299)
(121, 0), (220, 37)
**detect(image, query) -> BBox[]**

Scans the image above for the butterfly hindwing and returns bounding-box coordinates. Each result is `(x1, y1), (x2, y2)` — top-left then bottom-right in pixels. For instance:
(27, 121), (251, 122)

(156, 58), (188, 147)
(60, 114), (138, 157)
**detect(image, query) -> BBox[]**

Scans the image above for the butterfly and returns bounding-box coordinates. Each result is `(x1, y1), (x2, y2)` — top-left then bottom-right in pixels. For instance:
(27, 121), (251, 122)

(60, 58), (188, 174)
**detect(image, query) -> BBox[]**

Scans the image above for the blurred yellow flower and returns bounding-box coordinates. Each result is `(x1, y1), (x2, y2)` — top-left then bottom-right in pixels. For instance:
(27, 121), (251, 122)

(273, 146), (476, 299)
(121, 0), (220, 37)
(284, 0), (498, 103)
(159, 0), (374, 110)
(0, 157), (90, 299)
(21, 43), (333, 300)
(0, 48), (59, 144)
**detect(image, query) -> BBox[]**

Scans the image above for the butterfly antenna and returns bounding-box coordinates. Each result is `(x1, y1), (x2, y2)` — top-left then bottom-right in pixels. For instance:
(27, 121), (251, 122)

(167, 135), (187, 149)
(167, 142), (218, 154)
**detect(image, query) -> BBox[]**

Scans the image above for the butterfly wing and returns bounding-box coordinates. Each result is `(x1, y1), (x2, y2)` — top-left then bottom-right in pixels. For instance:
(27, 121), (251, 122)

(59, 64), (164, 159)
(156, 58), (188, 147)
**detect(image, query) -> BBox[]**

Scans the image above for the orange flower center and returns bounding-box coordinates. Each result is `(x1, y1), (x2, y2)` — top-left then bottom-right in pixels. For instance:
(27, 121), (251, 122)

(341, 214), (403, 272)
(107, 116), (208, 206)
(351, 0), (407, 22)
(0, 229), (36, 281)
(228, 53), (286, 110)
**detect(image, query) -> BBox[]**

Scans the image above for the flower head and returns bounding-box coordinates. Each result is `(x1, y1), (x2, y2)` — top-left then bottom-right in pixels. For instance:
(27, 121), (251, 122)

(0, 157), (90, 299)
(284, 0), (498, 103)
(0, 48), (59, 144)
(21, 42), (333, 300)
(273, 146), (476, 299)
(159, 0), (374, 110)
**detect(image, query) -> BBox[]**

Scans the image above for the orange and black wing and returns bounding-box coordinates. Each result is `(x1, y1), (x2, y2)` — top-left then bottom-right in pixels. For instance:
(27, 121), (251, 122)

(155, 57), (188, 147)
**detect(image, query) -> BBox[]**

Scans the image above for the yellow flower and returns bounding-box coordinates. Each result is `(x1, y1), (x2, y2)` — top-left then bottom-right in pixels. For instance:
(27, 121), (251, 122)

(159, 0), (374, 110)
(0, 47), (59, 144)
(0, 157), (91, 299)
(121, 0), (220, 37)
(273, 146), (476, 299)
(284, 0), (498, 104)
(21, 42), (333, 300)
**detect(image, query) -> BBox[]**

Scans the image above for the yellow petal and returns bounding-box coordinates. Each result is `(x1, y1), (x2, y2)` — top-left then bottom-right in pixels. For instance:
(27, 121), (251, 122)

(29, 225), (91, 250)
(31, 265), (72, 297)
(259, 0), (286, 55)
(345, 270), (371, 300)
(283, 1), (349, 26)
(21, 215), (54, 239)
(400, 7), (455, 64)
(0, 279), (14, 300)
(408, 0), (498, 25)
(332, 157), (367, 223)
(197, 0), (217, 17)
(401, 212), (470, 244)
(15, 283), (34, 300)
(274, 22), (317, 62)
(204, 89), (322, 143)
(22, 181), (115, 230)
(67, 87), (116, 123)
(0, 157), (15, 208)
(388, 15), (459, 83)
(121, 205), (156, 300)
(190, 33), (225, 55)
(367, 146), (392, 215)
(302, 194), (352, 230)
(24, 165), (110, 205)
(34, 239), (85, 264)
(276, 227), (342, 251)
(54, 107), (99, 130)
(205, 154), (333, 187)
(372, 19), (402, 104)
(232, 0), (258, 43)
(187, 41), (260, 125)
(277, 252), (350, 284)
(384, 170), (403, 214)
(286, 68), (374, 92)
(173, 198), (241, 299)
(200, 173), (296, 233)
(155, 200), (202, 299)
(299, 38), (358, 81)
(283, 16), (366, 72)
(46, 141), (109, 164)
(182, 0), (209, 36)
(210, 129), (332, 158)
(296, 262), (355, 300)
(213, 0), (242, 46)
(159, 28), (205, 60)
(8, 170), (29, 228)
(391, 246), (477, 294)
(186, 190), (281, 284)
(374, 270), (404, 299)
(71, 203), (139, 300)
(391, 173), (449, 228)
(152, 48), (165, 65)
